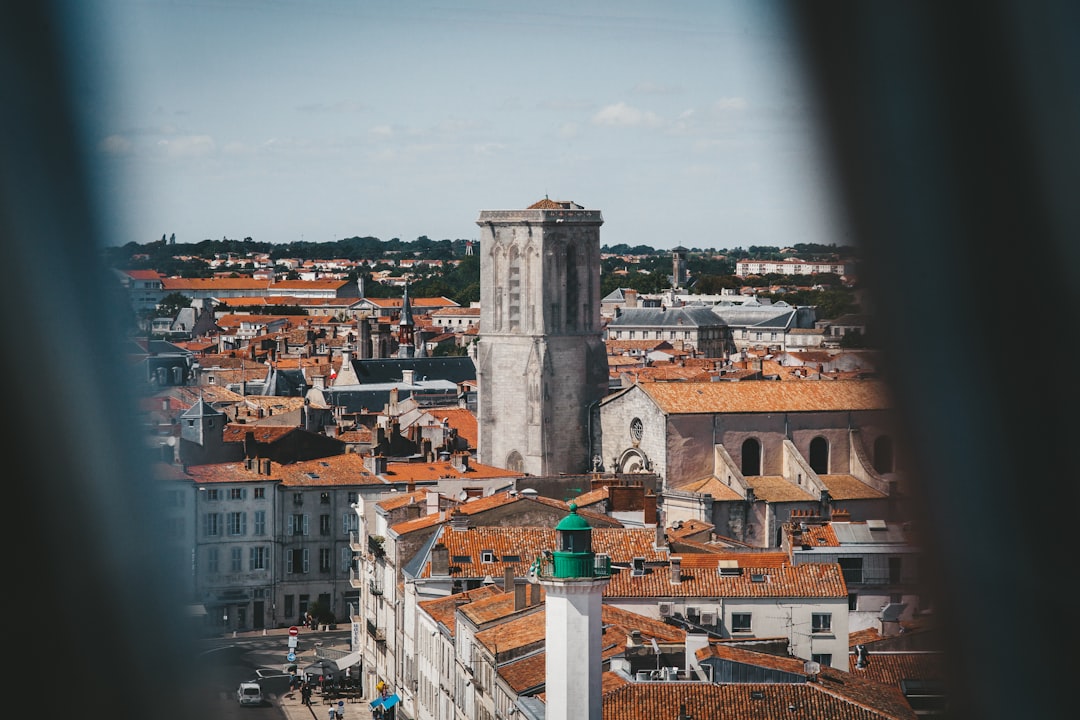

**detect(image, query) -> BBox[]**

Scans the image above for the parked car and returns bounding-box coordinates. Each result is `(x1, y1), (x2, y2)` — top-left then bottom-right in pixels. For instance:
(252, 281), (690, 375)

(237, 681), (263, 706)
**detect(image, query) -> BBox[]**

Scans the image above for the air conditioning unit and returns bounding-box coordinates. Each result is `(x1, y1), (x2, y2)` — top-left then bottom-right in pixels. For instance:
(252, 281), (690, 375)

(700, 611), (717, 626)
(658, 602), (673, 617)
(686, 606), (699, 618)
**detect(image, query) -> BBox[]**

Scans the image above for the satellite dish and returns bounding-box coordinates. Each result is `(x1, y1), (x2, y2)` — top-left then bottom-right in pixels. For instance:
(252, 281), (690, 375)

(803, 661), (821, 676)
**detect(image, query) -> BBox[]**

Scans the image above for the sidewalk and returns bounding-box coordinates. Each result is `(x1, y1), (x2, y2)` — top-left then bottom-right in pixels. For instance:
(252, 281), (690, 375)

(278, 687), (374, 720)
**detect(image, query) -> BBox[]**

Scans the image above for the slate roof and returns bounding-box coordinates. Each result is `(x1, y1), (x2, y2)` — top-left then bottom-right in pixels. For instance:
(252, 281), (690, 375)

(608, 306), (728, 328)
(344, 356), (476, 384)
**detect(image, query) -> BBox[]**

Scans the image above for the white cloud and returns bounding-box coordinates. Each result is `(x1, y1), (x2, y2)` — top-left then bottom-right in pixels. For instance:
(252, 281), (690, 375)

(712, 97), (748, 112)
(157, 135), (215, 158)
(558, 122), (578, 139)
(591, 102), (663, 128)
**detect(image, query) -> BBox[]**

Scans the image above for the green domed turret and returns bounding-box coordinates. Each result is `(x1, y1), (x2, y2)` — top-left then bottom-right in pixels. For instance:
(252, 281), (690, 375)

(552, 504), (596, 578)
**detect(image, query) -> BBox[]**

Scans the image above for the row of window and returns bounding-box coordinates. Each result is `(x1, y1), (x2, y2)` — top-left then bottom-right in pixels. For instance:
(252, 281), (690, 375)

(202, 546), (352, 574)
(728, 611), (832, 634)
(196, 488), (359, 505)
(200, 512), (358, 537)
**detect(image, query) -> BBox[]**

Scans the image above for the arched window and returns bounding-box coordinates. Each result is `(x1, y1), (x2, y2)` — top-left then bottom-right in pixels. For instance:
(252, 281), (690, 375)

(809, 436), (829, 474)
(873, 435), (894, 474)
(506, 450), (524, 473)
(565, 244), (579, 330)
(507, 247), (522, 331)
(741, 438), (761, 476)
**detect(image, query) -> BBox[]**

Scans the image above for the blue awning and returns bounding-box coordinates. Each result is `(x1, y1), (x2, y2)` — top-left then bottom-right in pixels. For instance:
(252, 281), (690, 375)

(382, 693), (400, 709)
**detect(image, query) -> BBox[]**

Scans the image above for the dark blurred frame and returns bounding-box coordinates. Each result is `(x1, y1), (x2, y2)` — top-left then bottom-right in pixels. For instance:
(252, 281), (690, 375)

(4, 3), (1077, 719)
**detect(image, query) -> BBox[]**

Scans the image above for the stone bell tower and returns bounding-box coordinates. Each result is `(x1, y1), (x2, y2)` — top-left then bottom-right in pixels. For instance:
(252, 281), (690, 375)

(475, 198), (609, 475)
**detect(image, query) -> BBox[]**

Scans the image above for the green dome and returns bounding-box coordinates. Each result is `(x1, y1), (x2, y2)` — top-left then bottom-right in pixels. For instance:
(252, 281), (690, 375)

(555, 503), (591, 532)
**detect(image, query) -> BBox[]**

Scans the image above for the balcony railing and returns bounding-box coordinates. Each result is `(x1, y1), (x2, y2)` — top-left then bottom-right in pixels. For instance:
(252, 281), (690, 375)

(366, 620), (386, 642)
(369, 578), (383, 596)
(368, 535), (386, 558)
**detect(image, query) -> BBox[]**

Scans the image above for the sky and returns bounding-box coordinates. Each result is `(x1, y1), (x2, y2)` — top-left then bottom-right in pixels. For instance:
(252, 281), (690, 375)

(75, 0), (849, 251)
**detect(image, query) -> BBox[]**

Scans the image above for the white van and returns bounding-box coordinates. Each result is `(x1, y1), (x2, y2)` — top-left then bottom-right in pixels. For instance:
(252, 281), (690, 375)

(237, 681), (263, 706)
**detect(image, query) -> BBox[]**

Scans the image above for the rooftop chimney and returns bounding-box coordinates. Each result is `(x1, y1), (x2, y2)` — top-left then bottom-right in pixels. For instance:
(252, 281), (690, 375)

(449, 509), (469, 532)
(430, 544), (449, 575)
(514, 580), (527, 611)
(670, 556), (682, 584)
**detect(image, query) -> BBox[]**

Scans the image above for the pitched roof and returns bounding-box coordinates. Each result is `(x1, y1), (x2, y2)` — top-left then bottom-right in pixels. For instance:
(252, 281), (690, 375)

(615, 379), (892, 415)
(417, 526), (666, 579)
(417, 585), (503, 637)
(603, 562), (848, 600)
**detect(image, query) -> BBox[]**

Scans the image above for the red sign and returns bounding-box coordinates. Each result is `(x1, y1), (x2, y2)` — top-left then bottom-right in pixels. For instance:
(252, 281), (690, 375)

(288, 626), (299, 637)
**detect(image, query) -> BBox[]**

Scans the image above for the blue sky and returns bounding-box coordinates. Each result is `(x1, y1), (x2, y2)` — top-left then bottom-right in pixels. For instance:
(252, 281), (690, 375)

(79, 0), (848, 251)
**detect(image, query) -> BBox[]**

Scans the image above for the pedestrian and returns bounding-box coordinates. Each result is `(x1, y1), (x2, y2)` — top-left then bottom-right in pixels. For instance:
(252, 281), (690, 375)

(328, 703), (336, 720)
(336, 700), (345, 720)
(301, 682), (312, 706)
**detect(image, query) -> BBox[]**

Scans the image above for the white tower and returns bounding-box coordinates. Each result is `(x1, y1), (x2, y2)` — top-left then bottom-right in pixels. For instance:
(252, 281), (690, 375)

(535, 504), (611, 720)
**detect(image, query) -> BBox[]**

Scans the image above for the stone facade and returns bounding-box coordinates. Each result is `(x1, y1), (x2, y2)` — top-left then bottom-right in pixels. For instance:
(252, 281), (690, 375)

(475, 200), (609, 475)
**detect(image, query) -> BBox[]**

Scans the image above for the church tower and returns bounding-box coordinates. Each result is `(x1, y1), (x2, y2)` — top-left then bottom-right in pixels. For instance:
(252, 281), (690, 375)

(476, 198), (608, 475)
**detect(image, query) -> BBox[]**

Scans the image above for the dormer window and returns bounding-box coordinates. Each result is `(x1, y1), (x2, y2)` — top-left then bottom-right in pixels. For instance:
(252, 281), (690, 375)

(481, 550), (495, 564)
(631, 557), (646, 576)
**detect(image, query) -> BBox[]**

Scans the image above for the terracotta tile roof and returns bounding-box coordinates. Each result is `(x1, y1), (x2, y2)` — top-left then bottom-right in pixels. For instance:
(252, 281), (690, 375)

(390, 510), (449, 536)
(746, 475), (817, 502)
(602, 680), (915, 720)
(498, 650), (547, 694)
(800, 524), (839, 547)
(418, 585), (503, 637)
(374, 489), (432, 512)
(468, 595), (544, 639)
(221, 424), (296, 444)
(420, 526), (667, 579)
(336, 427), (373, 443)
(627, 379), (892, 415)
(667, 520), (715, 540)
(674, 552), (790, 569)
(685, 644), (918, 719)
(381, 458), (520, 483)
(494, 607), (684, 695)
(847, 650), (946, 689)
(607, 356), (645, 369)
(271, 279), (352, 289)
(819, 474), (888, 501)
(216, 314), (301, 329)
(185, 453), (385, 487)
(681, 475), (745, 501)
(162, 277), (270, 291)
(848, 627), (884, 647)
(124, 269), (163, 280)
(430, 408), (478, 449)
(603, 562), (847, 600)
(569, 486), (608, 508)
(474, 605), (546, 656)
(620, 366), (713, 383)
(431, 306), (480, 316)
